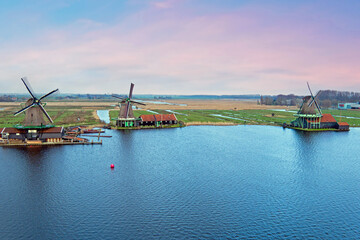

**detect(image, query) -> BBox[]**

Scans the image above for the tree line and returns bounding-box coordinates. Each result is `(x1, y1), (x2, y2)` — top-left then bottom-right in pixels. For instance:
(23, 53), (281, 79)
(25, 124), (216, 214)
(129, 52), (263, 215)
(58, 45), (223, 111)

(260, 90), (360, 108)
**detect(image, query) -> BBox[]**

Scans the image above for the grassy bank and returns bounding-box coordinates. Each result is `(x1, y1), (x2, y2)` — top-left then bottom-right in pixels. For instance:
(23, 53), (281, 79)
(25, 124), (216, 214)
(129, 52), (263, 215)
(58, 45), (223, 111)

(110, 109), (360, 127)
(2, 105), (360, 128)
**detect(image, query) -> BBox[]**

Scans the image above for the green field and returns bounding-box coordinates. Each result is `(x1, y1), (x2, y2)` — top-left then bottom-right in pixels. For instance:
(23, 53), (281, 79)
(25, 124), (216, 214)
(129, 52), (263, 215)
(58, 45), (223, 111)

(0, 109), (99, 127)
(110, 109), (360, 127)
(2, 107), (360, 128)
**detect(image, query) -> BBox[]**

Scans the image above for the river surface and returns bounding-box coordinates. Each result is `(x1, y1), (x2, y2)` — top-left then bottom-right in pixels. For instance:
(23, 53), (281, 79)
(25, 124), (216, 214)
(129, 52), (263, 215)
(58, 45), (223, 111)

(1, 126), (360, 239)
(96, 110), (110, 124)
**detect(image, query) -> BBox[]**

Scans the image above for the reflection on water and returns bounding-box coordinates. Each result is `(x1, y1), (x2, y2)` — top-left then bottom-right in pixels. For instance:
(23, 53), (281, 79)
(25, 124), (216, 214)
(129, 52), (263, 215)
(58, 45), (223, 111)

(0, 126), (359, 239)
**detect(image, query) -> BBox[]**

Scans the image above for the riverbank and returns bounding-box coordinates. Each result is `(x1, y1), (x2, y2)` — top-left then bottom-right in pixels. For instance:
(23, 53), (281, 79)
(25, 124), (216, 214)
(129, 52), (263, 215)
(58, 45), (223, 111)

(185, 122), (238, 126)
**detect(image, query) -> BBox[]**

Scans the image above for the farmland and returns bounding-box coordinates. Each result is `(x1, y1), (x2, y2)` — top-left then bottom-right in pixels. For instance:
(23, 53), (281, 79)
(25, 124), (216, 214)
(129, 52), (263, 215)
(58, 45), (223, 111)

(2, 100), (360, 128)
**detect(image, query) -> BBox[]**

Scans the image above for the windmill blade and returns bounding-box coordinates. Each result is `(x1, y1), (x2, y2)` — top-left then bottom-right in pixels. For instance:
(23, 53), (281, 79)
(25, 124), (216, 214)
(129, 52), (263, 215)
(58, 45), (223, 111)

(21, 77), (36, 99)
(307, 82), (314, 97)
(38, 103), (54, 123)
(112, 94), (125, 100)
(307, 88), (322, 114)
(39, 88), (59, 101)
(313, 99), (322, 114)
(128, 83), (134, 99)
(308, 90), (321, 107)
(297, 100), (305, 114)
(307, 81), (317, 107)
(14, 103), (35, 116)
(126, 101), (131, 118)
(130, 100), (146, 106)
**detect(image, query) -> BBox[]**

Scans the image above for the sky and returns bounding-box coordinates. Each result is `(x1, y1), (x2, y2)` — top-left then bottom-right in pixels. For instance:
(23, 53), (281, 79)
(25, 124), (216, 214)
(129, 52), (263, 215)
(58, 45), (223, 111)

(0, 0), (359, 95)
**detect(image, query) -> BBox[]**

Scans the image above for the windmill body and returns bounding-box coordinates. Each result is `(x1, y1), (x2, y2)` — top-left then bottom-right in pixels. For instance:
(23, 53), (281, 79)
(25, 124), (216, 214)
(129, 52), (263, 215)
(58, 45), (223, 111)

(5, 77), (65, 142)
(298, 96), (317, 115)
(118, 101), (135, 119)
(14, 77), (58, 128)
(112, 83), (145, 127)
(291, 83), (323, 129)
(23, 99), (48, 126)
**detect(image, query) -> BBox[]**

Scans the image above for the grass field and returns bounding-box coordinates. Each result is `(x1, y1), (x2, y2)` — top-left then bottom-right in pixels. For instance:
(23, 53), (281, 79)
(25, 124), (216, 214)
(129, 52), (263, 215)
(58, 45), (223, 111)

(109, 109), (360, 127)
(2, 100), (360, 128)
(0, 108), (100, 127)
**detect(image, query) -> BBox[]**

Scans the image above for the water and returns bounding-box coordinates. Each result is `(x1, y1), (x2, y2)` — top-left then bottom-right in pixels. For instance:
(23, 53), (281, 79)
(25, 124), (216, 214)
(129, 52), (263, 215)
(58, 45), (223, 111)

(165, 110), (188, 116)
(0, 108), (4, 111)
(1, 126), (360, 239)
(269, 109), (297, 113)
(210, 114), (246, 121)
(97, 110), (110, 123)
(334, 115), (360, 120)
(146, 110), (159, 114)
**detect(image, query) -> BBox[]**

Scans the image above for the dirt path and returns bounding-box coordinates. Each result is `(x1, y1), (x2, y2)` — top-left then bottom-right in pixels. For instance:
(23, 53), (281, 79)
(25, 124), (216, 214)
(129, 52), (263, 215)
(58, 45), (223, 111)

(92, 110), (100, 121)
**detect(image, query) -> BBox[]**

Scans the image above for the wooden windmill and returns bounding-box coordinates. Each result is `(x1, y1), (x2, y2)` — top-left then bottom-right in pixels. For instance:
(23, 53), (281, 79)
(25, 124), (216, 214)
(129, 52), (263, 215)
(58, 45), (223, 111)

(4, 77), (65, 143)
(297, 82), (322, 115)
(112, 83), (145, 127)
(291, 82), (323, 129)
(14, 77), (59, 127)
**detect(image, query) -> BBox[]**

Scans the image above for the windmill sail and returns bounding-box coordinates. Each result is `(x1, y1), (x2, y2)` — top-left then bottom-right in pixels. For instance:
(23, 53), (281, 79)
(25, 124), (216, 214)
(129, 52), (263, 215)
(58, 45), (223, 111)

(112, 83), (145, 119)
(298, 82), (322, 115)
(14, 77), (59, 126)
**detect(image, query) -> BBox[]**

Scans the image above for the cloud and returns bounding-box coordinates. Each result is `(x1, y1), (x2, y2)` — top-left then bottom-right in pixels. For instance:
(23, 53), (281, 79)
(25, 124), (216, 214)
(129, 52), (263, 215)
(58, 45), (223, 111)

(0, 1), (359, 94)
(151, 0), (181, 9)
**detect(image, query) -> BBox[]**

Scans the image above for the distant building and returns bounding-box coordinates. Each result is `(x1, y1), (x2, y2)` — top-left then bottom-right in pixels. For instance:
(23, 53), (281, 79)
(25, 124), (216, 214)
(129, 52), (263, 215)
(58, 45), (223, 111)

(338, 102), (360, 110)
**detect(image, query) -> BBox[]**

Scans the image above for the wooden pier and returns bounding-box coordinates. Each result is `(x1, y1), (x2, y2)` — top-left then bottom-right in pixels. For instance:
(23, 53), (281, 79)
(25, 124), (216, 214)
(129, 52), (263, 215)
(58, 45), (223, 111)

(0, 140), (102, 147)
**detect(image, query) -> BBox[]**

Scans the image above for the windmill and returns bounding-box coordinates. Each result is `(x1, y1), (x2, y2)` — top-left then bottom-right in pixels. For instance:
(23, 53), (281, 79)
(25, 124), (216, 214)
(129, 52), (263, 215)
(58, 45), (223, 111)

(297, 82), (322, 115)
(290, 82), (323, 129)
(112, 83), (145, 127)
(14, 77), (59, 127)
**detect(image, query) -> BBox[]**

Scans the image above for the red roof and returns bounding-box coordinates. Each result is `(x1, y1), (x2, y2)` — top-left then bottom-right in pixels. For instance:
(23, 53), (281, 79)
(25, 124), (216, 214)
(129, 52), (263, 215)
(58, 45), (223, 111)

(140, 114), (177, 122)
(320, 114), (337, 123)
(0, 128), (3, 133)
(306, 113), (337, 123)
(338, 122), (349, 126)
(1, 128), (22, 134)
(41, 127), (64, 133)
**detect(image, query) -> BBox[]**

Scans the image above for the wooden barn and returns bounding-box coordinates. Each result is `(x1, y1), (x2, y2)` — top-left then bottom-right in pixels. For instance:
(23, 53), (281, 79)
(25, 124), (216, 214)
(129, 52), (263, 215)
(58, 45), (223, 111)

(139, 114), (178, 127)
(1, 127), (64, 142)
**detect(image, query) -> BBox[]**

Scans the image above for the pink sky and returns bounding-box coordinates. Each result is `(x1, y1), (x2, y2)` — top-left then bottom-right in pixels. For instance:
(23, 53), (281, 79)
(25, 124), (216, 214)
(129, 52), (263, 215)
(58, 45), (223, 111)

(0, 0), (359, 95)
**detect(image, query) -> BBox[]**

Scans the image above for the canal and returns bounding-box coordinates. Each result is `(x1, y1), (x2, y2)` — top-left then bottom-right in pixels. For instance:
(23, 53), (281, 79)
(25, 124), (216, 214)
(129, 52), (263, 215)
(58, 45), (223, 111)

(1, 126), (359, 239)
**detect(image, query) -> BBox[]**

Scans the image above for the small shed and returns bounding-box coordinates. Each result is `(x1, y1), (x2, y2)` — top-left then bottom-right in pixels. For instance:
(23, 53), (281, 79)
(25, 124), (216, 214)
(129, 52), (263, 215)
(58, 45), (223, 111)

(337, 122), (350, 131)
(1, 128), (25, 140)
(319, 114), (338, 129)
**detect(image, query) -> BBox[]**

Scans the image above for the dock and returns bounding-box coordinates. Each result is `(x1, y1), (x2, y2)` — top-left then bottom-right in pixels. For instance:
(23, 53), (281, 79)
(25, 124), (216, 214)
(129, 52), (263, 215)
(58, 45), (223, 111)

(0, 140), (102, 147)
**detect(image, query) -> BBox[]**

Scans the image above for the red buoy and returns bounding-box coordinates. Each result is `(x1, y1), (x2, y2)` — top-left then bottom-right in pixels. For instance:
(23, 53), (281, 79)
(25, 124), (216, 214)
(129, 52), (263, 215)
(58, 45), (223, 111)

(110, 164), (115, 169)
